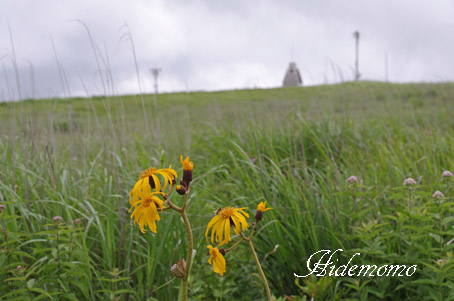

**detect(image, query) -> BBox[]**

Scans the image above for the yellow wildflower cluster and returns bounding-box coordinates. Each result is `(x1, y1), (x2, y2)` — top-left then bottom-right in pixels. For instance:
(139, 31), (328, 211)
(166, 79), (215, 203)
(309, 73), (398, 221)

(128, 156), (192, 233)
(205, 202), (273, 276)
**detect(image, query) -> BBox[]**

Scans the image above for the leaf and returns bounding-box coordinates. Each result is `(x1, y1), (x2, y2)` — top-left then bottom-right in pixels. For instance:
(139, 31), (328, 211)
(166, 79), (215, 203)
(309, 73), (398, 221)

(429, 233), (442, 244)
(27, 278), (36, 289)
(31, 288), (53, 299)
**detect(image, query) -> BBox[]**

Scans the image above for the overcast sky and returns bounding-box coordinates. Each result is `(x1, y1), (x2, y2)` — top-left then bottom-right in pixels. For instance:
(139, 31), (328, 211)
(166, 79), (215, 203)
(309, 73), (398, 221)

(1, 0), (454, 100)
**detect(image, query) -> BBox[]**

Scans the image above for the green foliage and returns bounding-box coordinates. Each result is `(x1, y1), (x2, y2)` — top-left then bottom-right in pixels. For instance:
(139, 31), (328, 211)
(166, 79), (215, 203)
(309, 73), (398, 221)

(1, 82), (454, 299)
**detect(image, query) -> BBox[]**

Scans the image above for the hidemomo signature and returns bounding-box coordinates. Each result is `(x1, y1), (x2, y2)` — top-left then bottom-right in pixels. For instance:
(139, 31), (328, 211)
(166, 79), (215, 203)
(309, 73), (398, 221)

(294, 249), (417, 278)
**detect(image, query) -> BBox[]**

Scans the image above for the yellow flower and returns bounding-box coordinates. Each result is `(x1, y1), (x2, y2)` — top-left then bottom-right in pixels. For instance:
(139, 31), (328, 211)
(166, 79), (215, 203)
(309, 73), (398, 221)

(205, 207), (249, 245)
(180, 155), (193, 171)
(207, 245), (226, 276)
(255, 201), (273, 222)
(129, 189), (165, 233)
(257, 201), (272, 213)
(129, 166), (177, 206)
(180, 155), (194, 184)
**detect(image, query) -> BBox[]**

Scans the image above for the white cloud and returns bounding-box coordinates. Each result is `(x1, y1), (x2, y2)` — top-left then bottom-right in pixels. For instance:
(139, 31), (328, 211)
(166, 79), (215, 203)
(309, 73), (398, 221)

(1, 0), (454, 100)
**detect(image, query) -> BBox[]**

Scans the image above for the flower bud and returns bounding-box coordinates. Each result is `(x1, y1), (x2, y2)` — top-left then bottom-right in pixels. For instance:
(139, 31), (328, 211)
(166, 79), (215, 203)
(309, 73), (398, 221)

(255, 201), (272, 223)
(180, 155), (194, 185)
(255, 210), (264, 223)
(170, 258), (186, 279)
(0, 204), (5, 213)
(176, 184), (187, 195)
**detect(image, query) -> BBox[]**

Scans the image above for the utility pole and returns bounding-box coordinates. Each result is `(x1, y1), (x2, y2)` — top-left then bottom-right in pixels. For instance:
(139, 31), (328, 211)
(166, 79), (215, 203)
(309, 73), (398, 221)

(150, 67), (162, 140)
(150, 68), (162, 94)
(353, 31), (360, 81)
(384, 51), (388, 82)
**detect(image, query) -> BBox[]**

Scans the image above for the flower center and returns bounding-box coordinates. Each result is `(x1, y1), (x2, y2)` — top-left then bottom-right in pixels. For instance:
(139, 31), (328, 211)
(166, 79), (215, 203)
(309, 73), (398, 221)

(140, 167), (157, 179)
(219, 207), (235, 219)
(210, 249), (218, 258)
(143, 198), (153, 207)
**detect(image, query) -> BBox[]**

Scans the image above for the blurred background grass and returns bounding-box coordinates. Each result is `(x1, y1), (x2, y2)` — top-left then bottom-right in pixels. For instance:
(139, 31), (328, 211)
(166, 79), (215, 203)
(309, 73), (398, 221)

(1, 81), (454, 300)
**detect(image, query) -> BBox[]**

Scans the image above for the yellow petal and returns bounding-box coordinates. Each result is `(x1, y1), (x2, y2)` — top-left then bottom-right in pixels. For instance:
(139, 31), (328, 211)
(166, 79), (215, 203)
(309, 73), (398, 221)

(233, 211), (248, 231)
(151, 175), (161, 192)
(216, 219), (227, 243)
(213, 255), (226, 276)
(223, 218), (231, 243)
(237, 207), (249, 218)
(206, 215), (220, 237)
(231, 215), (241, 235)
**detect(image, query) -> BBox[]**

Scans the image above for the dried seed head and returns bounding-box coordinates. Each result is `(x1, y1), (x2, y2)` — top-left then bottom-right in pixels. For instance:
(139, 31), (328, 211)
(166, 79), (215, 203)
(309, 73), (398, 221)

(347, 175), (359, 183)
(170, 258), (186, 278)
(442, 170), (454, 178)
(432, 191), (444, 199)
(219, 248), (226, 256)
(403, 178), (417, 186)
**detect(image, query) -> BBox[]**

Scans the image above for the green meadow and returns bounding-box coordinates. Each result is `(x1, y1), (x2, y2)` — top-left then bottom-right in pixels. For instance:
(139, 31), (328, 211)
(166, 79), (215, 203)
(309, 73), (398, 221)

(1, 81), (454, 300)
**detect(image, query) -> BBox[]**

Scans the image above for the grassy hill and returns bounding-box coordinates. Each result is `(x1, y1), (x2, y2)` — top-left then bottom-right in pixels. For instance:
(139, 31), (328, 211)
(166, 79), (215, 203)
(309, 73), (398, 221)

(1, 82), (454, 300)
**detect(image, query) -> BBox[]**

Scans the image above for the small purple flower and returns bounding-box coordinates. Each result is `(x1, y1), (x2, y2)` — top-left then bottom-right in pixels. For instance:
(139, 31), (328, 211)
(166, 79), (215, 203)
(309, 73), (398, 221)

(74, 218), (81, 225)
(347, 176), (359, 183)
(17, 265), (22, 270)
(53, 216), (63, 222)
(403, 178), (417, 186)
(432, 191), (444, 198)
(0, 204), (5, 212)
(442, 170), (454, 178)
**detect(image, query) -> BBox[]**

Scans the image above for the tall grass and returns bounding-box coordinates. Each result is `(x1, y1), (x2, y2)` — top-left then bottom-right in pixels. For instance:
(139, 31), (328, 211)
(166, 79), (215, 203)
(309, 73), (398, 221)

(1, 82), (454, 299)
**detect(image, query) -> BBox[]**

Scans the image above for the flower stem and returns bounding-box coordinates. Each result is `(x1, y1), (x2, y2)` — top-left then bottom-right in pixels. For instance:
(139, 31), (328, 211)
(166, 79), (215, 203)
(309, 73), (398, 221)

(438, 201), (443, 254)
(56, 223), (62, 297)
(180, 211), (192, 300)
(165, 187), (193, 300)
(244, 235), (272, 301)
(180, 191), (193, 301)
(225, 237), (244, 253)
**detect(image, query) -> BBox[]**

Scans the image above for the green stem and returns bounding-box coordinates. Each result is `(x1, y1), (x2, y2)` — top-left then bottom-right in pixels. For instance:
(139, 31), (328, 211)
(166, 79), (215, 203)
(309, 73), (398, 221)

(225, 237), (244, 253)
(241, 233), (272, 301)
(181, 207), (193, 301)
(439, 201), (443, 254)
(438, 198), (443, 301)
(165, 187), (193, 300)
(408, 188), (413, 301)
(1, 216), (13, 290)
(56, 223), (61, 298)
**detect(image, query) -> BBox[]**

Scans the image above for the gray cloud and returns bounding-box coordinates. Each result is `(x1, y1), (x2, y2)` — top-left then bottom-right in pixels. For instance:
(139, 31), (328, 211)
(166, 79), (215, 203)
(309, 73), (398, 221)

(1, 0), (454, 100)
